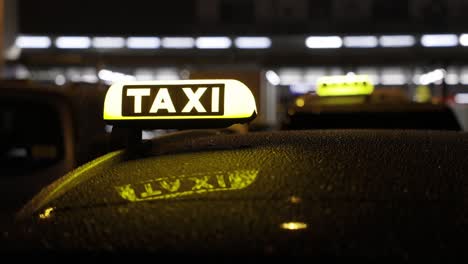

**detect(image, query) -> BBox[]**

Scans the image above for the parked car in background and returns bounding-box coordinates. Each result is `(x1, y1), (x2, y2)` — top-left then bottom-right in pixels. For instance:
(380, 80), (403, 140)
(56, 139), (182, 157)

(0, 80), (111, 223)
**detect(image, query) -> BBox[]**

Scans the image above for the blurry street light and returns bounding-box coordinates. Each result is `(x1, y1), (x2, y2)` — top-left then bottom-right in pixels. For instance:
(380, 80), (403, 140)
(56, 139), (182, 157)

(265, 70), (281, 86)
(127, 37), (160, 49)
(92, 37), (125, 49)
(343, 36), (378, 48)
(421, 34), (458, 47)
(15, 36), (51, 49)
(56, 36), (91, 49)
(161, 37), (195, 49)
(234, 37), (271, 49)
(195, 37), (232, 49)
(305, 36), (342, 49)
(379, 35), (415, 47)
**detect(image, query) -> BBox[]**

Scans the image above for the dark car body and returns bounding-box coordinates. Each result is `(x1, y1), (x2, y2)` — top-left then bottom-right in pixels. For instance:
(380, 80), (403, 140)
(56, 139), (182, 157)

(7, 129), (468, 260)
(0, 81), (76, 213)
(283, 93), (461, 131)
(0, 80), (111, 225)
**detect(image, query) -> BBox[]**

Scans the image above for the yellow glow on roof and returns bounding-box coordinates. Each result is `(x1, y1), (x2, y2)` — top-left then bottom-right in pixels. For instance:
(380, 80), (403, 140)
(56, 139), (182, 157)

(103, 79), (257, 123)
(115, 169), (258, 202)
(30, 150), (123, 213)
(280, 221), (308, 230)
(289, 196), (302, 204)
(39, 207), (54, 219)
(316, 74), (374, 97)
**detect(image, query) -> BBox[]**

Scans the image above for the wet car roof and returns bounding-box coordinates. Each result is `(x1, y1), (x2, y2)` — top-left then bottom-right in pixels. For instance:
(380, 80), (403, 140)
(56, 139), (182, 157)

(11, 129), (468, 259)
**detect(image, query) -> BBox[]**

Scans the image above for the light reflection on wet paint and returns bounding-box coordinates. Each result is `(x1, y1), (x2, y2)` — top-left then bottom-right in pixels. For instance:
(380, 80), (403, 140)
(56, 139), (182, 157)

(115, 169), (258, 202)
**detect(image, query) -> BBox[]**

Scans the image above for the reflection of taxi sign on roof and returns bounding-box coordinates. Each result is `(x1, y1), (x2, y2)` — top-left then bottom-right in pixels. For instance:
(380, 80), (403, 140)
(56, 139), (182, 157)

(316, 74), (374, 97)
(103, 79), (257, 129)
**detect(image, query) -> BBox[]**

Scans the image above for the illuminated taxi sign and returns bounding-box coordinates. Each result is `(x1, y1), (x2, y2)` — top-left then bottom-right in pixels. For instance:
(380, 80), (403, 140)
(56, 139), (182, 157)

(316, 74), (374, 97)
(123, 84), (224, 116)
(104, 80), (257, 128)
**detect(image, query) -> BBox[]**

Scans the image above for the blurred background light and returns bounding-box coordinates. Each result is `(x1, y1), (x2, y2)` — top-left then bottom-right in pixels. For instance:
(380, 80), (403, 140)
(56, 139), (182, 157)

(421, 34), (458, 47)
(356, 67), (380, 85)
(195, 37), (232, 49)
(15, 35), (51, 48)
(455, 93), (468, 104)
(343, 36), (378, 48)
(445, 67), (459, 85)
(304, 68), (326, 84)
(154, 68), (180, 80)
(234, 37), (271, 49)
(98, 69), (135, 83)
(381, 68), (407, 85)
(265, 70), (280, 86)
(126, 37), (160, 49)
(290, 83), (313, 94)
(460, 67), (468, 85)
(305, 36), (342, 49)
(279, 68), (302, 85)
(54, 74), (66, 85)
(55, 36), (91, 49)
(379, 35), (415, 47)
(161, 37), (195, 49)
(419, 69), (445, 85)
(92, 37), (125, 49)
(459, 34), (468, 46)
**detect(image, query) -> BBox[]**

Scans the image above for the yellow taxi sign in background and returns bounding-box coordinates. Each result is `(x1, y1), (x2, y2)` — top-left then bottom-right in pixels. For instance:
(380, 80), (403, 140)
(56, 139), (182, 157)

(316, 74), (374, 97)
(103, 79), (257, 128)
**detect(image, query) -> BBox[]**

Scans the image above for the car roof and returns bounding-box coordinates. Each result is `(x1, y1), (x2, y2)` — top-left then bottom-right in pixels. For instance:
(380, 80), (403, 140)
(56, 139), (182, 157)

(285, 95), (461, 130)
(11, 129), (468, 258)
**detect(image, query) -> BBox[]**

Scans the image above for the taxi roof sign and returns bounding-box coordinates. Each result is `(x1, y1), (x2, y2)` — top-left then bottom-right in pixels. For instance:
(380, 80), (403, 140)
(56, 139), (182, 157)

(103, 79), (257, 129)
(316, 74), (374, 97)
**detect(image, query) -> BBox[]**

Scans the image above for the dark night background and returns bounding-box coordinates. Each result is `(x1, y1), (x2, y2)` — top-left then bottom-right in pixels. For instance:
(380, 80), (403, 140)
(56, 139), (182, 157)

(17, 0), (460, 35)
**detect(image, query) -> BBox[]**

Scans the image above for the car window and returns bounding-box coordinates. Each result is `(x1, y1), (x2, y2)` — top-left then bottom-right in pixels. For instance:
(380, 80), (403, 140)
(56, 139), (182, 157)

(0, 98), (64, 175)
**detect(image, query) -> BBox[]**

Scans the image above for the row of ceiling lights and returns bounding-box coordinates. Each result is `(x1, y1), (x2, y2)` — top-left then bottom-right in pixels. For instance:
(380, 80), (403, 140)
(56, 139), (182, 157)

(14, 34), (468, 50)
(15, 36), (271, 49)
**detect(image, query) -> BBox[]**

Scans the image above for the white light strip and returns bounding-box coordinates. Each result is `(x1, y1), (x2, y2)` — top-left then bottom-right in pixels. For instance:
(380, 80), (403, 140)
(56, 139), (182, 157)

(234, 37), (271, 49)
(379, 35), (415, 47)
(356, 67), (380, 85)
(161, 37), (195, 49)
(455, 93), (468, 104)
(459, 34), (468, 46)
(92, 37), (125, 49)
(55, 36), (91, 49)
(381, 68), (407, 85)
(7, 148), (27, 158)
(461, 68), (468, 85)
(290, 83), (313, 94)
(98, 69), (136, 83)
(381, 75), (407, 85)
(278, 68), (302, 85)
(154, 69), (180, 80)
(127, 37), (160, 49)
(419, 69), (445, 85)
(445, 73), (459, 85)
(195, 37), (232, 49)
(305, 36), (342, 49)
(343, 36), (378, 48)
(15, 35), (51, 48)
(265, 70), (280, 86)
(421, 34), (458, 47)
